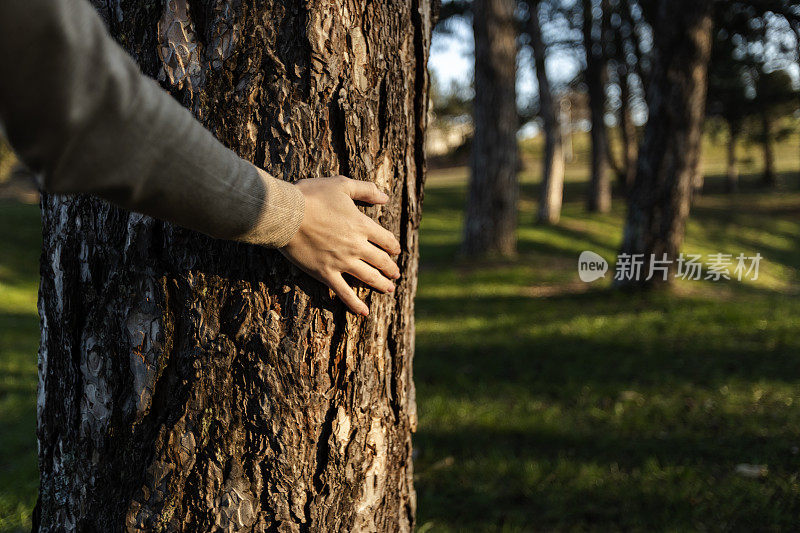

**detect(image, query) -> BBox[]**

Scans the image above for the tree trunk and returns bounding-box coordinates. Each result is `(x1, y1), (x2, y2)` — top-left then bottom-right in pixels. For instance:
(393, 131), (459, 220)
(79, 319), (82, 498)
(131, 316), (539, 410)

(561, 98), (574, 163)
(34, 0), (432, 530)
(582, 0), (611, 213)
(761, 111), (776, 187)
(528, 0), (565, 225)
(793, 23), (800, 184)
(618, 67), (638, 192)
(691, 145), (705, 194)
(726, 126), (739, 193)
(605, 124), (624, 186)
(464, 0), (519, 257)
(622, 0), (650, 102)
(617, 0), (713, 288)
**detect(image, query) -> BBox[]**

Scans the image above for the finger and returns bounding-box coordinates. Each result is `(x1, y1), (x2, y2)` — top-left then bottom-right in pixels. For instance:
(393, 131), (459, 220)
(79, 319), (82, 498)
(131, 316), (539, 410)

(361, 242), (400, 279)
(346, 260), (395, 294)
(364, 216), (401, 255)
(344, 178), (389, 204)
(326, 273), (369, 316)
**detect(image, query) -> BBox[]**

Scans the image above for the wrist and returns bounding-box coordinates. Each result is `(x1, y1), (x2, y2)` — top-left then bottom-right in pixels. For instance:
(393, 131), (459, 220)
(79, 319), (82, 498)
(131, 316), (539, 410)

(238, 168), (305, 248)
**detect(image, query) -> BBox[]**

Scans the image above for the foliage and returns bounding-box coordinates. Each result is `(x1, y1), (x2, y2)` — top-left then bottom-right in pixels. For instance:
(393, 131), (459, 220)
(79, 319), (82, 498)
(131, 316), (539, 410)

(431, 75), (473, 121)
(707, 12), (750, 135)
(750, 69), (798, 145)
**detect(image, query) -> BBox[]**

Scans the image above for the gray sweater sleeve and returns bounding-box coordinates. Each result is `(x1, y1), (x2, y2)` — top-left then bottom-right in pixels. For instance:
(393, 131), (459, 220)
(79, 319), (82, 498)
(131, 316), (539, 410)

(0, 0), (305, 248)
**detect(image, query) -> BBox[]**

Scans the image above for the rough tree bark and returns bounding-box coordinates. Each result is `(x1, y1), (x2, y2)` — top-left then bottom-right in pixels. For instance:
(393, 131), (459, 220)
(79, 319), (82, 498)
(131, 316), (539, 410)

(463, 0), (519, 257)
(617, 0), (713, 287)
(34, 0), (432, 530)
(528, 0), (565, 225)
(582, 0), (611, 213)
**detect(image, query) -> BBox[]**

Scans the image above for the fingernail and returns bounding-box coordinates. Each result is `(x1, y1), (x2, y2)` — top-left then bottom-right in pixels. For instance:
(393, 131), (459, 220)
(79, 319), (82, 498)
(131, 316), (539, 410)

(393, 273), (400, 279)
(360, 307), (369, 316)
(380, 192), (389, 202)
(387, 285), (395, 293)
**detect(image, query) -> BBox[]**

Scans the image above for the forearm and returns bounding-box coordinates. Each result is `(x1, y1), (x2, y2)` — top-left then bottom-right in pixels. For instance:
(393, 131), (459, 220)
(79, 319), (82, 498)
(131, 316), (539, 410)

(0, 0), (303, 247)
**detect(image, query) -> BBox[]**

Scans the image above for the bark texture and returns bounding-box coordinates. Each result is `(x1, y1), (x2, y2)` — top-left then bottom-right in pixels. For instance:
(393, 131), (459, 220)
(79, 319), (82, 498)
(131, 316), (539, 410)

(618, 0), (713, 287)
(582, 0), (611, 213)
(528, 0), (565, 225)
(34, 0), (432, 531)
(463, 0), (519, 257)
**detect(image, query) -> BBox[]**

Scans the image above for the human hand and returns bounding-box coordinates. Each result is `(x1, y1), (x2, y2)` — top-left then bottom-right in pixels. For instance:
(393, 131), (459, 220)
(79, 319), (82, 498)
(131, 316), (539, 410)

(279, 176), (401, 316)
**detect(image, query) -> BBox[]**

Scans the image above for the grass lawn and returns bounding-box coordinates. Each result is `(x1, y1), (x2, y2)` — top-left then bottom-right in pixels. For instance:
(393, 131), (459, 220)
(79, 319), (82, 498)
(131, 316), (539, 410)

(1, 134), (800, 531)
(0, 201), (41, 532)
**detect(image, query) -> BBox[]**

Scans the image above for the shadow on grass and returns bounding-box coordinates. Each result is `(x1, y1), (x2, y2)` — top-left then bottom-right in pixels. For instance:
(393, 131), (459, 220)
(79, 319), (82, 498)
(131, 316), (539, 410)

(414, 424), (800, 531)
(420, 211), (621, 269)
(698, 170), (800, 195)
(517, 223), (619, 257)
(415, 286), (800, 391)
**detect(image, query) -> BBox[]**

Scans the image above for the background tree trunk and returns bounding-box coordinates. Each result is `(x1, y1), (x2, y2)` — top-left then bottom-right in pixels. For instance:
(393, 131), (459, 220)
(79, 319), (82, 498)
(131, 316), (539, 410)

(463, 0), (519, 257)
(618, 0), (713, 287)
(691, 145), (706, 194)
(561, 98), (575, 163)
(727, 126), (739, 193)
(528, 0), (565, 225)
(34, 0), (432, 530)
(761, 111), (776, 187)
(582, 0), (612, 213)
(622, 0), (650, 101)
(617, 65), (638, 192)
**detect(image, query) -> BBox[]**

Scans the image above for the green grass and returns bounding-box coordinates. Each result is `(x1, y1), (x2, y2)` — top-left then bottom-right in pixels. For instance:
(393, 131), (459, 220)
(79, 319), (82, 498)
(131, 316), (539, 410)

(1, 133), (800, 531)
(0, 200), (40, 532)
(413, 136), (800, 531)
